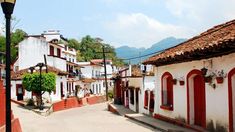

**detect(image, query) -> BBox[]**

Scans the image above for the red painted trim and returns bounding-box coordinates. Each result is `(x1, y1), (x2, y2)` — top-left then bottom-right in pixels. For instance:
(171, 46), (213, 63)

(49, 45), (54, 56)
(228, 68), (235, 132)
(16, 84), (24, 96)
(144, 90), (149, 108)
(186, 69), (206, 128)
(160, 105), (173, 111)
(161, 72), (174, 110)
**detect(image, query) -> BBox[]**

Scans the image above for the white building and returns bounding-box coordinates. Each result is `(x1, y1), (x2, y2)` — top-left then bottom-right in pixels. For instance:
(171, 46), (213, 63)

(78, 61), (104, 95)
(143, 19), (235, 131)
(11, 30), (81, 102)
(90, 59), (117, 91)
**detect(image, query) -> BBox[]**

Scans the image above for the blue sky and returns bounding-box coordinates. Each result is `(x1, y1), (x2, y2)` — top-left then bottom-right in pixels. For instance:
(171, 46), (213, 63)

(1, 0), (235, 48)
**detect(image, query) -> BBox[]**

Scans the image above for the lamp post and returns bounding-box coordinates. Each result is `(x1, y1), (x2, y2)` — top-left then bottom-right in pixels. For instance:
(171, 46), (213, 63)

(0, 0), (16, 132)
(35, 63), (46, 110)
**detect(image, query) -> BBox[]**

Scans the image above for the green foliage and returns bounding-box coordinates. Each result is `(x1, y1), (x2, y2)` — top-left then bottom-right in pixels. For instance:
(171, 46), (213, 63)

(0, 28), (27, 62)
(108, 90), (114, 99)
(72, 35), (124, 66)
(22, 72), (56, 93)
(26, 98), (35, 106)
(68, 38), (80, 50)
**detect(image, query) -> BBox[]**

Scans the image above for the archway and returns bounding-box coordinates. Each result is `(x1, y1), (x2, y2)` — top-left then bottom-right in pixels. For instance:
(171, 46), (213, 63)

(187, 69), (206, 128)
(228, 68), (235, 132)
(161, 72), (173, 109)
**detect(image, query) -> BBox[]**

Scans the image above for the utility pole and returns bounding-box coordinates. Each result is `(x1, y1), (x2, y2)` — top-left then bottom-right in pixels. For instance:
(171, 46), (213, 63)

(97, 44), (111, 101)
(102, 45), (109, 101)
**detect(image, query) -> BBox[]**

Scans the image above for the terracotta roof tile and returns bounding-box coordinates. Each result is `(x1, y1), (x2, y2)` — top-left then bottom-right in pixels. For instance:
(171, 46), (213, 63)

(11, 65), (68, 80)
(144, 19), (235, 66)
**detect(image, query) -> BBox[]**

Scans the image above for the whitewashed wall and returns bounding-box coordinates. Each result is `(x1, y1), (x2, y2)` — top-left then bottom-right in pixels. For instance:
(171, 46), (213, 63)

(139, 76), (155, 115)
(19, 37), (48, 70)
(153, 52), (235, 129)
(47, 56), (66, 71)
(11, 75), (67, 103)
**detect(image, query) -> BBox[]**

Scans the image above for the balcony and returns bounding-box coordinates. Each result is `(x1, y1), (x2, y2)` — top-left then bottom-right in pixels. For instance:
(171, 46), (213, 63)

(68, 70), (82, 79)
(47, 55), (67, 71)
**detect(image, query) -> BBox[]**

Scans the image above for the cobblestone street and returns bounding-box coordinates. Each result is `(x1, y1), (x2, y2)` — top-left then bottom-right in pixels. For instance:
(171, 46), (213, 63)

(12, 103), (157, 132)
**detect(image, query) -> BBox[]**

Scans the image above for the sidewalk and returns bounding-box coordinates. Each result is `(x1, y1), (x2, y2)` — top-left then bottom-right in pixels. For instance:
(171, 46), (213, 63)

(108, 103), (195, 132)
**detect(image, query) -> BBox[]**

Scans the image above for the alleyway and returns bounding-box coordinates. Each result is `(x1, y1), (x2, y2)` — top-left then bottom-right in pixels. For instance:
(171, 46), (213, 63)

(12, 103), (157, 132)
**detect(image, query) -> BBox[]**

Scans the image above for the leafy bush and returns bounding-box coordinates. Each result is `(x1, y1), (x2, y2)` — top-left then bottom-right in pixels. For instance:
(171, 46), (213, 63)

(22, 72), (56, 93)
(108, 90), (114, 99)
(26, 98), (35, 106)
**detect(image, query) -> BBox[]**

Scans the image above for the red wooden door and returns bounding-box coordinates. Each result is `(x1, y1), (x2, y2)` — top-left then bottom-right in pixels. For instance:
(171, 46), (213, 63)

(167, 77), (173, 105)
(194, 75), (206, 127)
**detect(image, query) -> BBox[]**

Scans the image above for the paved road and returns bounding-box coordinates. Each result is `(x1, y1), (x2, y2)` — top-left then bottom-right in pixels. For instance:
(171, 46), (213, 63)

(12, 103), (157, 132)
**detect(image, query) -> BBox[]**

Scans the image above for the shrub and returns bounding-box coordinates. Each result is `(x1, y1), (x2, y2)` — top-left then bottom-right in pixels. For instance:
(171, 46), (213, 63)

(26, 99), (35, 106)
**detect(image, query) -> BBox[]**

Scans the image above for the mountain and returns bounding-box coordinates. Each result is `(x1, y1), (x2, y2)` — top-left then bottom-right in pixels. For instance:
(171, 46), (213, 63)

(115, 37), (187, 64)
(115, 46), (146, 59)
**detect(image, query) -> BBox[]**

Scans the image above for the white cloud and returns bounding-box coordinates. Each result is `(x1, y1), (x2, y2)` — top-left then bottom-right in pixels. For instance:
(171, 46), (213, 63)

(165, 0), (235, 25)
(105, 13), (195, 48)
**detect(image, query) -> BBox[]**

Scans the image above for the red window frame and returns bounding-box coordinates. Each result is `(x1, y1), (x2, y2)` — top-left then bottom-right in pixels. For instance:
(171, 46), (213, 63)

(160, 72), (174, 111)
(57, 48), (61, 57)
(49, 45), (54, 56)
(16, 84), (25, 96)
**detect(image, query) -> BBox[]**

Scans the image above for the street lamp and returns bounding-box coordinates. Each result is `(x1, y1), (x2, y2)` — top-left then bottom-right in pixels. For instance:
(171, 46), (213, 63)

(35, 63), (46, 110)
(0, 0), (16, 132)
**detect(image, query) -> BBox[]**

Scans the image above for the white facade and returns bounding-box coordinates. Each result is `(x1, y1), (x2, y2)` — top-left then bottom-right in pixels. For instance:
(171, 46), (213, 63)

(12, 30), (80, 102)
(18, 37), (48, 70)
(78, 62), (105, 95)
(11, 76), (67, 102)
(151, 52), (235, 131)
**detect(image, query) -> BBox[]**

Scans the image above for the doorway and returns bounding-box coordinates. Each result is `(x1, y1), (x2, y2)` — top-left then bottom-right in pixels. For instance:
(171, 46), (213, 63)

(135, 89), (139, 112)
(16, 84), (24, 101)
(193, 75), (206, 127)
(187, 69), (206, 128)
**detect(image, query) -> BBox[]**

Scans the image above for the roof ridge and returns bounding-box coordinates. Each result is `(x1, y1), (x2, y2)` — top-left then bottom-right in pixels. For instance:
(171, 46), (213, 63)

(149, 19), (235, 58)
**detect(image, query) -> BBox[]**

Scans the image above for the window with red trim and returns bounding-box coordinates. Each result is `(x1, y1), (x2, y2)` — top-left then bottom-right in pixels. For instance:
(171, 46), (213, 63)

(161, 72), (174, 111)
(50, 45), (54, 56)
(57, 48), (61, 57)
(16, 84), (25, 96)
(144, 90), (149, 109)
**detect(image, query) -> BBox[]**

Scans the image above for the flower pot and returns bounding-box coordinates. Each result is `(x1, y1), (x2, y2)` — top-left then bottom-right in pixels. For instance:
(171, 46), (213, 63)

(201, 67), (208, 76)
(172, 79), (177, 85)
(205, 77), (212, 83)
(216, 77), (223, 84)
(179, 81), (185, 86)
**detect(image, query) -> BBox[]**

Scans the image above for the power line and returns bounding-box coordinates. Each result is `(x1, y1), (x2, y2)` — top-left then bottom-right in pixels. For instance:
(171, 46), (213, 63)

(121, 48), (166, 61)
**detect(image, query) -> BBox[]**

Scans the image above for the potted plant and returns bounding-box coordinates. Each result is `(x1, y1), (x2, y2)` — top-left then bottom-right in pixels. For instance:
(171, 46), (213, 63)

(215, 70), (227, 84)
(201, 67), (208, 76)
(204, 72), (215, 83)
(178, 77), (185, 86)
(172, 79), (177, 85)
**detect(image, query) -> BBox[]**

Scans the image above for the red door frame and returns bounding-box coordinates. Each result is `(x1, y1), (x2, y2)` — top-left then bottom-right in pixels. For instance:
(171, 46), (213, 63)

(187, 69), (206, 128)
(228, 68), (235, 132)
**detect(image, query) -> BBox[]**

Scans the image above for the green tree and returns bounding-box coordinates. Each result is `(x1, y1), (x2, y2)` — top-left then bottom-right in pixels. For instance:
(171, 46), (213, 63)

(68, 38), (80, 50)
(22, 72), (56, 107)
(77, 35), (124, 66)
(0, 29), (27, 63)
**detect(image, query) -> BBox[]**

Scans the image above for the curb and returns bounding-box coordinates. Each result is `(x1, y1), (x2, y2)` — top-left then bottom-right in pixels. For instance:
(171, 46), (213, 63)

(11, 99), (25, 107)
(107, 103), (166, 132)
(124, 114), (167, 132)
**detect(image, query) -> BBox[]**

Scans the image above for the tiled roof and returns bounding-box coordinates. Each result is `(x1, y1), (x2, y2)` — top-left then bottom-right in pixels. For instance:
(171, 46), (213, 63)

(81, 78), (96, 83)
(144, 19), (235, 66)
(11, 65), (68, 80)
